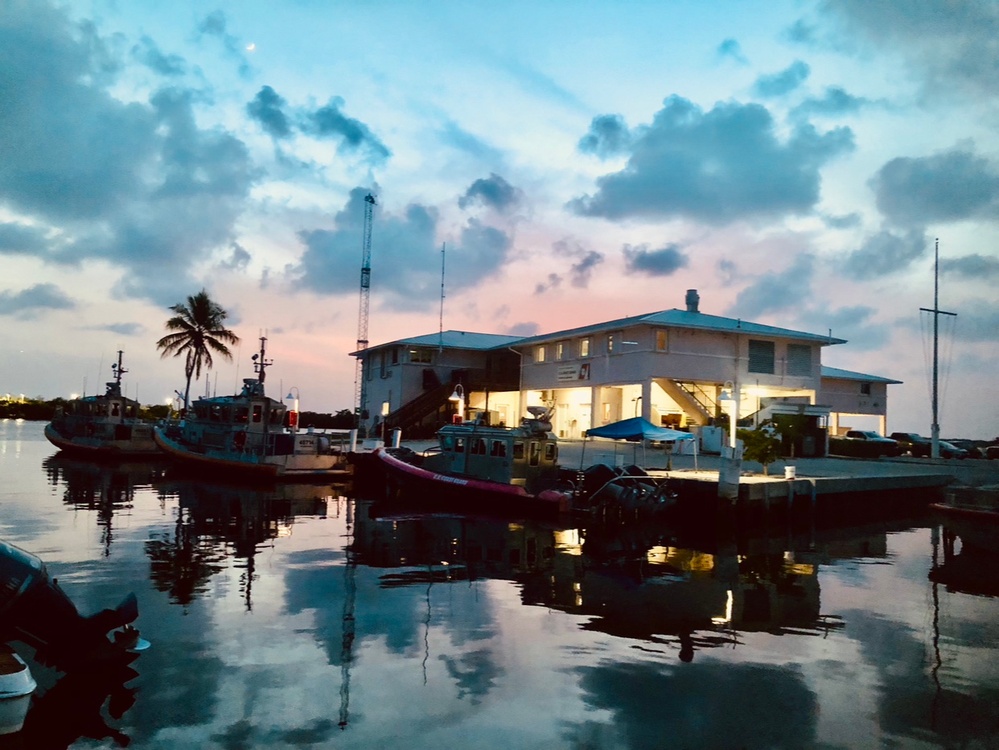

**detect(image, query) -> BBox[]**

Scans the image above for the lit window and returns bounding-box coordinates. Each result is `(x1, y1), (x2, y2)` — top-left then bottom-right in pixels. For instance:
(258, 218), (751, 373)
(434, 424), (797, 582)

(656, 330), (668, 351)
(536, 345), (546, 363)
(607, 334), (615, 353)
(409, 348), (433, 364)
(556, 342), (565, 361)
(579, 338), (590, 357)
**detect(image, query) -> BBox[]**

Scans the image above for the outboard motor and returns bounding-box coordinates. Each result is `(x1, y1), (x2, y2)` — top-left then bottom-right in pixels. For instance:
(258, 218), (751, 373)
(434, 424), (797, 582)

(0, 540), (144, 672)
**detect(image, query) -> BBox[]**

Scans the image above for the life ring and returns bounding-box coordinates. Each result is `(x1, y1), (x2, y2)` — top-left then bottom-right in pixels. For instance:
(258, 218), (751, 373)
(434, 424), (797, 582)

(233, 431), (247, 450)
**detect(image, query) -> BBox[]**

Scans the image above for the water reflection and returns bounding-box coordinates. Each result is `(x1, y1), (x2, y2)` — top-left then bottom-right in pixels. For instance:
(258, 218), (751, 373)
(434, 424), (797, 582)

(146, 480), (345, 609)
(42, 454), (166, 557)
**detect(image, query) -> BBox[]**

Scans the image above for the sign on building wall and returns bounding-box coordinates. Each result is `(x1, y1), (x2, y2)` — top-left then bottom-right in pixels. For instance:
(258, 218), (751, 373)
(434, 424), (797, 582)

(557, 364), (591, 382)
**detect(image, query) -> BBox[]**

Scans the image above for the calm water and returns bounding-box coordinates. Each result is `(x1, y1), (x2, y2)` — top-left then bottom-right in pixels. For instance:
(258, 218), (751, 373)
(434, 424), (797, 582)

(1, 419), (998, 749)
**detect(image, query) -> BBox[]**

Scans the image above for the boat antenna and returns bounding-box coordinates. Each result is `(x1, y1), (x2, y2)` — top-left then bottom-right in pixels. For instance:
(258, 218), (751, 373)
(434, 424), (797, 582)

(919, 238), (956, 458)
(252, 333), (272, 383)
(439, 242), (446, 352)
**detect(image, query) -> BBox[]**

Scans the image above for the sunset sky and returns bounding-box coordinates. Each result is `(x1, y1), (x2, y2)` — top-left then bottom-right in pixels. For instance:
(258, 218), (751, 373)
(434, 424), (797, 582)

(2, 1), (997, 438)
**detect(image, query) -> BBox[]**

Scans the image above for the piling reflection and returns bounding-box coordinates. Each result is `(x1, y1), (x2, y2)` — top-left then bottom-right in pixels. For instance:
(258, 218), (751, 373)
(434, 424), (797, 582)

(930, 518), (999, 598)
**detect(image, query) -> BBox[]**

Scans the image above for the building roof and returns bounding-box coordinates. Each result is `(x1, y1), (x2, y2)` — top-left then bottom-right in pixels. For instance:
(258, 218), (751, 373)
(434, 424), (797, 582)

(356, 330), (522, 355)
(821, 365), (903, 384)
(511, 308), (847, 347)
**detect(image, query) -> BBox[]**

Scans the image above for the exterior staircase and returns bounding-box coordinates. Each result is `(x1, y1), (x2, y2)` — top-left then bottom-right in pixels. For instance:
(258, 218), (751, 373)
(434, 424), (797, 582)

(654, 379), (714, 425)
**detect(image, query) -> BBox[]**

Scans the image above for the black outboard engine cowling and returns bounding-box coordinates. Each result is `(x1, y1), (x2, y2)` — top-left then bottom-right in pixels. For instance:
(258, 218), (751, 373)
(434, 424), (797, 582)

(0, 540), (140, 671)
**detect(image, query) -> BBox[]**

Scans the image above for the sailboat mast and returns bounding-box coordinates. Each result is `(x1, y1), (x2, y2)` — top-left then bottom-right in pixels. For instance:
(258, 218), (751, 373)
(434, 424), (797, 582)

(920, 238), (956, 459)
(931, 238), (940, 456)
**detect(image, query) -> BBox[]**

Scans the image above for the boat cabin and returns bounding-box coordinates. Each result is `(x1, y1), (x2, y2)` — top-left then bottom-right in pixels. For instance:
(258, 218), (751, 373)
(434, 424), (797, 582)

(423, 415), (560, 495)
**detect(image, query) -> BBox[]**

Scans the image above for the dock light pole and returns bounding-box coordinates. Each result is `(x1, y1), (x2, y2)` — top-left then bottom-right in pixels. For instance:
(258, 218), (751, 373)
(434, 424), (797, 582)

(449, 384), (465, 424)
(285, 388), (300, 432)
(718, 382), (739, 448)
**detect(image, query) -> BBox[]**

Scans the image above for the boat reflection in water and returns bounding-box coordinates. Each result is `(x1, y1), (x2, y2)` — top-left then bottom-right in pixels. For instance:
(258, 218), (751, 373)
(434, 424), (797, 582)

(42, 454), (167, 557)
(145, 479), (347, 609)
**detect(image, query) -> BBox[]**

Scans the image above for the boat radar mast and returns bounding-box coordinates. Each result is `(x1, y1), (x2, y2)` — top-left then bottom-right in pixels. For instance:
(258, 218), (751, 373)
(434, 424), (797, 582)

(106, 350), (127, 396)
(251, 335), (272, 383)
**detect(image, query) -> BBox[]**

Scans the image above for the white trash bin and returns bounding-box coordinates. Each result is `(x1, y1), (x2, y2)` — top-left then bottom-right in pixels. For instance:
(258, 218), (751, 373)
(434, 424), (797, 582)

(784, 466), (797, 480)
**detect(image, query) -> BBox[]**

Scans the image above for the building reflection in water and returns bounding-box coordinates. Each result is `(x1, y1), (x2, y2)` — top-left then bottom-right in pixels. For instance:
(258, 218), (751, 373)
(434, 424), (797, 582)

(345, 506), (911, 662)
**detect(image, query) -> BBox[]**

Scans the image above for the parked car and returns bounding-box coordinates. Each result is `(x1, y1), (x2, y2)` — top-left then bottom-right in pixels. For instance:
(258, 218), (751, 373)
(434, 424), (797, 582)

(935, 440), (969, 459)
(889, 432), (931, 457)
(830, 430), (903, 458)
(943, 439), (984, 458)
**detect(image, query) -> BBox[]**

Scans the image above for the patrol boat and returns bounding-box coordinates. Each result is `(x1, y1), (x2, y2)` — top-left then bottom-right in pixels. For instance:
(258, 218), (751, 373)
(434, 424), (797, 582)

(153, 336), (352, 481)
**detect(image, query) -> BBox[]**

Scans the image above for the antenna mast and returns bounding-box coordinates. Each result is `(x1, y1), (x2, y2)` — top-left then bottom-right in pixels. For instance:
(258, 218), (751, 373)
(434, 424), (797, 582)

(354, 194), (376, 428)
(919, 238), (956, 458)
(438, 242), (446, 351)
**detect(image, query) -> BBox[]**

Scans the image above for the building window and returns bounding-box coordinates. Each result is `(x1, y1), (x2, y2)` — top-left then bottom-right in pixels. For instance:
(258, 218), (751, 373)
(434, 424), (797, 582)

(536, 345), (546, 363)
(556, 342), (566, 361)
(748, 340), (775, 374)
(579, 338), (590, 357)
(607, 334), (615, 353)
(656, 330), (668, 351)
(860, 382), (871, 395)
(391, 348), (398, 365)
(786, 344), (812, 376)
(409, 348), (432, 364)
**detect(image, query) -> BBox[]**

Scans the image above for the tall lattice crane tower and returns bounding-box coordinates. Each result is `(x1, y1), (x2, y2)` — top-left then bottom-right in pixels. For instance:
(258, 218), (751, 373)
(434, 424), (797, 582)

(354, 193), (376, 428)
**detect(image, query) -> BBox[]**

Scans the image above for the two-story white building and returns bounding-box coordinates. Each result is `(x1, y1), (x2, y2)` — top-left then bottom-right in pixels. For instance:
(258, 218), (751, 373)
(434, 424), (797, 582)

(354, 290), (899, 456)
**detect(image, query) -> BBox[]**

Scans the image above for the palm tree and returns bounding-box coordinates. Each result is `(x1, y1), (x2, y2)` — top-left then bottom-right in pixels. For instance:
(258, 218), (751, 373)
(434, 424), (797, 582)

(156, 290), (240, 408)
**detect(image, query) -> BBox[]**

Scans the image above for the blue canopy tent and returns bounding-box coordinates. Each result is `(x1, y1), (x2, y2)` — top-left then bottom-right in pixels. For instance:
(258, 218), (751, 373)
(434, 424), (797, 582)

(583, 417), (698, 470)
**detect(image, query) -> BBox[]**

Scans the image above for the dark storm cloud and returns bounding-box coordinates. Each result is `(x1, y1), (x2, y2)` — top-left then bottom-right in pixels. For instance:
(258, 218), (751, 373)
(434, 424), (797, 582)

(304, 97), (391, 164)
(132, 36), (186, 76)
(0, 283), (75, 319)
(941, 253), (999, 279)
(0, 222), (51, 257)
(843, 228), (927, 279)
(716, 38), (748, 64)
(871, 148), (999, 226)
(577, 114), (632, 158)
(295, 189), (512, 311)
(623, 243), (688, 276)
(458, 173), (522, 212)
(247, 86), (292, 139)
(568, 95), (853, 223)
(753, 60), (810, 98)
(820, 0), (999, 99)
(0, 2), (256, 308)
(728, 253), (815, 318)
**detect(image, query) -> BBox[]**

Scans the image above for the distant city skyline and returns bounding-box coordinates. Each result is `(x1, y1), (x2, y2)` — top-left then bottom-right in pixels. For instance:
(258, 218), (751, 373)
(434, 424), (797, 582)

(1, 1), (997, 438)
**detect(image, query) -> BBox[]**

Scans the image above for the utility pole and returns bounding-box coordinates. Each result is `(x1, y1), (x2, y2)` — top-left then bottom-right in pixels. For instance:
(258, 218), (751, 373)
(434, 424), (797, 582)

(354, 194), (376, 432)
